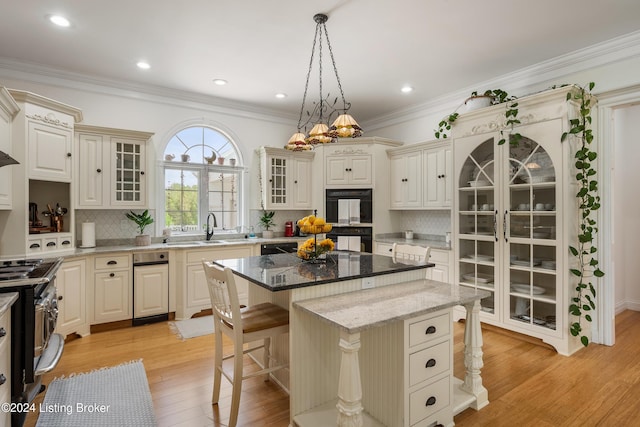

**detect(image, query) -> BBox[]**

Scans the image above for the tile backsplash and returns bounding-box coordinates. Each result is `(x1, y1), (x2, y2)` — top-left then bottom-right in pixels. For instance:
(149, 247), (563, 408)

(399, 210), (451, 236)
(75, 209), (155, 241)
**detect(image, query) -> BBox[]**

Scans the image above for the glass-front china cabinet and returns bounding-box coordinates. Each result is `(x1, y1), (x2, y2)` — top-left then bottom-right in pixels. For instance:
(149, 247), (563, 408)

(453, 86), (589, 356)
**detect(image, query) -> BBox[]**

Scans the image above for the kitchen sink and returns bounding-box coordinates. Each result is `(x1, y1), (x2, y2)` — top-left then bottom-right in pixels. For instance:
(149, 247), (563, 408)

(201, 240), (227, 244)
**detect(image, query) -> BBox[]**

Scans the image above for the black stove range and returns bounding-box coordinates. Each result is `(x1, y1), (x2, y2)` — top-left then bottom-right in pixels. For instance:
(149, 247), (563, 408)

(0, 257), (64, 427)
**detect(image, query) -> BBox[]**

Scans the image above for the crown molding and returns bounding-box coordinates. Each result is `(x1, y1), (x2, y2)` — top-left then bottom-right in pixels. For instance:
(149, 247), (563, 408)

(0, 57), (297, 126)
(365, 30), (640, 133)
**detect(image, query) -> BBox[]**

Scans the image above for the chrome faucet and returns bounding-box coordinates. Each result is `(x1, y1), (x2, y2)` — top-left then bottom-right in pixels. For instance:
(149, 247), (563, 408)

(206, 213), (218, 240)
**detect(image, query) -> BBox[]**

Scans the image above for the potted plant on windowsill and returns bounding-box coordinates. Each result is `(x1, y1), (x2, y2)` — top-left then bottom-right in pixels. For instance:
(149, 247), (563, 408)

(259, 211), (276, 239)
(125, 209), (154, 246)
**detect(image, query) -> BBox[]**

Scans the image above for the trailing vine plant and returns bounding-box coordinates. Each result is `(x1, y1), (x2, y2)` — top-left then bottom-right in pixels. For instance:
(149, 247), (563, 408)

(435, 89), (521, 144)
(562, 82), (604, 347)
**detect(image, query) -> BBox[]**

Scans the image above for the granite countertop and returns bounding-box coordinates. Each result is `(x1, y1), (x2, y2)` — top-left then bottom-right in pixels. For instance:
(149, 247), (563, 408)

(0, 292), (18, 317)
(293, 280), (489, 334)
(374, 232), (451, 250)
(48, 236), (307, 259)
(215, 251), (434, 292)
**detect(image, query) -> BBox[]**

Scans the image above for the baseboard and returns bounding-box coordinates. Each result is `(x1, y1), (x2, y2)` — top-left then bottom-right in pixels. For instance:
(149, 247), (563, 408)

(457, 319), (556, 351)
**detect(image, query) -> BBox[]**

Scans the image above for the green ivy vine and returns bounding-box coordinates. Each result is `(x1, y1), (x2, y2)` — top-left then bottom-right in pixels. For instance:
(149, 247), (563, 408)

(563, 82), (604, 347)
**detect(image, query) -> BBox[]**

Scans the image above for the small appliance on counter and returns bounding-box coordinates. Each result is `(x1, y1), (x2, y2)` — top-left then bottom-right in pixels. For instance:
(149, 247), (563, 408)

(285, 221), (294, 237)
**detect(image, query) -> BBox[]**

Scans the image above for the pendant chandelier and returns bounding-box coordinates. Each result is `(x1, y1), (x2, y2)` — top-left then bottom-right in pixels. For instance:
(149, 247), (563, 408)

(285, 13), (362, 151)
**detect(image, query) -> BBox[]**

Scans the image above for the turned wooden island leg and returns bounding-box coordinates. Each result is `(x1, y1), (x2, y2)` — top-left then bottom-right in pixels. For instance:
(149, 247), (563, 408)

(336, 330), (364, 427)
(461, 299), (489, 410)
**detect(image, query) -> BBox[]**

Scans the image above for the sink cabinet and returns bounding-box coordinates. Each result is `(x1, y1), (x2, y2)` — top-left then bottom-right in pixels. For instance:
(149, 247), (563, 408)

(177, 244), (256, 319)
(75, 125), (153, 209)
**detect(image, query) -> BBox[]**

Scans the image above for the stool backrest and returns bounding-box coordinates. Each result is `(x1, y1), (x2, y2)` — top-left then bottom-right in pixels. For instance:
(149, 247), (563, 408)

(202, 260), (242, 329)
(391, 243), (431, 263)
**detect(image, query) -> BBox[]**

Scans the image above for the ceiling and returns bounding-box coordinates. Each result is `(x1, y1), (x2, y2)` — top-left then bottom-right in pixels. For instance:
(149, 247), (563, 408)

(1, 0), (640, 125)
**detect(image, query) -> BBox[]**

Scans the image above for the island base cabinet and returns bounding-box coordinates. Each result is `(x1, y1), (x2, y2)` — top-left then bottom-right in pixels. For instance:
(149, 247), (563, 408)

(0, 306), (11, 427)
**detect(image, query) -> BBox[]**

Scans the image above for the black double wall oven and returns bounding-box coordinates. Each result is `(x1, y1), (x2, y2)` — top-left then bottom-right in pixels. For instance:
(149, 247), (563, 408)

(325, 188), (373, 252)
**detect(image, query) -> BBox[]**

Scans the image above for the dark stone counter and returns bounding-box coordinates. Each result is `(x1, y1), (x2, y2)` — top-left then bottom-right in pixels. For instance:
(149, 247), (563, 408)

(213, 251), (433, 292)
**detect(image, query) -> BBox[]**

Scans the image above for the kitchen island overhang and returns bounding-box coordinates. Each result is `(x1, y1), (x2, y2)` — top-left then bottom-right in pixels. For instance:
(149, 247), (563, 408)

(213, 251), (489, 427)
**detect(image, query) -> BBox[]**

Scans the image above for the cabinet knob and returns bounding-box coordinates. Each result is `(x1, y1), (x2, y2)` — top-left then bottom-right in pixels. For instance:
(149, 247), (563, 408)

(425, 396), (437, 406)
(58, 296), (63, 301)
(0, 328), (6, 338)
(97, 168), (102, 173)
(0, 374), (5, 386)
(425, 325), (436, 334)
(425, 358), (436, 368)
(109, 273), (115, 278)
(140, 171), (145, 175)
(67, 153), (72, 157)
(294, 180), (298, 184)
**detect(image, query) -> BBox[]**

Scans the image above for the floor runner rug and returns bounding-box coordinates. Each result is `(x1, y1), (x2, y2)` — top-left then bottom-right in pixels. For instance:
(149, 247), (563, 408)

(169, 315), (214, 340)
(36, 359), (157, 426)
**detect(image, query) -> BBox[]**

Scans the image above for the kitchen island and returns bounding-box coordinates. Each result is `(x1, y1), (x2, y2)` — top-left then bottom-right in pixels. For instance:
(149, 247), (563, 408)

(214, 251), (489, 427)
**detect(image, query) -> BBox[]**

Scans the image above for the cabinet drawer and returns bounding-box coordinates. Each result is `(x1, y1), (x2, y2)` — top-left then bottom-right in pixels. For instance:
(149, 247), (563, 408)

(375, 242), (393, 257)
(408, 312), (450, 348)
(428, 249), (449, 264)
(409, 340), (450, 387)
(409, 375), (450, 426)
(95, 255), (130, 270)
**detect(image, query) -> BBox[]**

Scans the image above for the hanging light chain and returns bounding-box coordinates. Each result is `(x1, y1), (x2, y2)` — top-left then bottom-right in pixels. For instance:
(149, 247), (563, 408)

(297, 23), (320, 131)
(321, 20), (349, 112)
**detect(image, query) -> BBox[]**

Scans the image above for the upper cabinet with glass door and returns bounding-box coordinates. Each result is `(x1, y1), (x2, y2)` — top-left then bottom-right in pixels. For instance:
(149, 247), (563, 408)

(453, 86), (589, 356)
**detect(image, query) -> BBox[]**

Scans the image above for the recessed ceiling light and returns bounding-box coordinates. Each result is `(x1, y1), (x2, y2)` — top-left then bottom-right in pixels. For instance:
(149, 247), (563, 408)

(275, 93), (287, 99)
(401, 85), (414, 93)
(213, 79), (227, 86)
(49, 15), (70, 27)
(136, 61), (151, 70)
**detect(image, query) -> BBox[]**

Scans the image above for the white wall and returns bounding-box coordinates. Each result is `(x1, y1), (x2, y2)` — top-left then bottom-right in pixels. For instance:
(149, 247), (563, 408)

(613, 104), (640, 311)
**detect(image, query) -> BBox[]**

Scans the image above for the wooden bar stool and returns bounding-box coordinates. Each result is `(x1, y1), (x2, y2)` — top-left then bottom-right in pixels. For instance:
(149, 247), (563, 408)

(202, 260), (289, 427)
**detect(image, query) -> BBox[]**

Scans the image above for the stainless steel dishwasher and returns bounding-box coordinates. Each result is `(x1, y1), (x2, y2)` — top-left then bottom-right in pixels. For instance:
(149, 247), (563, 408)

(132, 251), (169, 326)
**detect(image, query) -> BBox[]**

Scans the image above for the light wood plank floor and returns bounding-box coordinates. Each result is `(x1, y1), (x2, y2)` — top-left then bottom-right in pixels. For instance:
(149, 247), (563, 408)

(26, 310), (640, 427)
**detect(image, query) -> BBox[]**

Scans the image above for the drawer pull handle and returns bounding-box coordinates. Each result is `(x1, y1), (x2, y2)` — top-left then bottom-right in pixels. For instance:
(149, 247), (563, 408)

(46, 242), (56, 247)
(0, 374), (5, 386)
(107, 260), (117, 265)
(62, 240), (71, 245)
(30, 243), (41, 249)
(425, 396), (437, 406)
(109, 273), (115, 278)
(0, 327), (5, 338)
(425, 358), (436, 368)
(425, 325), (436, 334)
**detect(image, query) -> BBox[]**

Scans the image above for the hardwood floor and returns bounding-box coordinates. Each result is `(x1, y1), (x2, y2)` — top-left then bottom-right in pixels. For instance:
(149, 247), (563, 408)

(26, 310), (640, 427)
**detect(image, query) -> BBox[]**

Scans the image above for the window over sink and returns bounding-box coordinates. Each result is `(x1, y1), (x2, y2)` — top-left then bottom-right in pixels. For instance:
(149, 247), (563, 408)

(162, 125), (243, 235)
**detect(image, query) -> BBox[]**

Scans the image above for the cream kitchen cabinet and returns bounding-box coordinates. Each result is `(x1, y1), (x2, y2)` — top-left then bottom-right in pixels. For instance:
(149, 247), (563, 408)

(259, 146), (314, 210)
(0, 88), (19, 210)
(92, 254), (132, 324)
(56, 258), (90, 338)
(325, 144), (372, 187)
(453, 86), (587, 355)
(0, 303), (12, 427)
(177, 244), (255, 319)
(389, 149), (422, 208)
(388, 140), (453, 210)
(423, 142), (453, 208)
(9, 90), (82, 183)
(75, 125), (153, 209)
(424, 248), (451, 283)
(133, 262), (169, 320)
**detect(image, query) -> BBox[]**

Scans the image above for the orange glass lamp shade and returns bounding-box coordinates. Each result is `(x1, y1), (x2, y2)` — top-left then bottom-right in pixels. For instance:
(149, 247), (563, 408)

(285, 132), (313, 151)
(306, 123), (332, 144)
(329, 113), (363, 138)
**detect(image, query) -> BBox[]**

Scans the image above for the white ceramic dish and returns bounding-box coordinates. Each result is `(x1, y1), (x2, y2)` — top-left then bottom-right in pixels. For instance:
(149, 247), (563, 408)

(468, 180), (490, 187)
(467, 254), (494, 262)
(463, 273), (494, 283)
(510, 283), (546, 294)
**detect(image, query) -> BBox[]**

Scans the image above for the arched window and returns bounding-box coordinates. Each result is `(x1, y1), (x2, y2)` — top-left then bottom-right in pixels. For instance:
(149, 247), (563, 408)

(163, 126), (242, 234)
